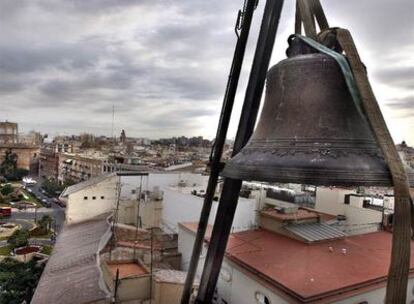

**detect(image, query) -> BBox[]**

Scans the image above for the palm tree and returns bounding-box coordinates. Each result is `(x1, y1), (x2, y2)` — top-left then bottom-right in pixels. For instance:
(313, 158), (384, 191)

(38, 215), (53, 233)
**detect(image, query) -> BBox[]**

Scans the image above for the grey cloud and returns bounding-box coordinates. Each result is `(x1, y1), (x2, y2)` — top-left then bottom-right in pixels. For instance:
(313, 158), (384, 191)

(0, 43), (99, 74)
(386, 96), (414, 111)
(0, 0), (413, 143)
(373, 66), (414, 90)
(0, 78), (25, 93)
(324, 0), (414, 51)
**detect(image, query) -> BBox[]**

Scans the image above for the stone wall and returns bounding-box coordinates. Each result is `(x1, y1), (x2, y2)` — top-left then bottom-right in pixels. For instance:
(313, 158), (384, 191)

(0, 145), (40, 171)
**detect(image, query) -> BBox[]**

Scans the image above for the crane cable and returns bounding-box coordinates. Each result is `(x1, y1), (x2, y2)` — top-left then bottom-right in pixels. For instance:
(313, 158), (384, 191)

(295, 1), (413, 304)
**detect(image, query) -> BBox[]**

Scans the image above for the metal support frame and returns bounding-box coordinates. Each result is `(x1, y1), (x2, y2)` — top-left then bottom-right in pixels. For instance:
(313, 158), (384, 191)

(195, 1), (284, 303)
(180, 0), (257, 303)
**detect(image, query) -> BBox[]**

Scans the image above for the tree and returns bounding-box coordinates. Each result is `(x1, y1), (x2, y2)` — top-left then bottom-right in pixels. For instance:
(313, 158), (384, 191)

(0, 184), (13, 196)
(0, 258), (45, 304)
(42, 178), (61, 196)
(0, 150), (28, 181)
(63, 178), (76, 188)
(6, 168), (28, 181)
(0, 194), (5, 205)
(7, 229), (29, 249)
(38, 215), (53, 233)
(42, 178), (75, 197)
(0, 150), (17, 177)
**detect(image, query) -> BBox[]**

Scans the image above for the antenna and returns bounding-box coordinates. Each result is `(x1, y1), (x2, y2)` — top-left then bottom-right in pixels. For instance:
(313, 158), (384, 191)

(133, 175), (144, 261)
(111, 104), (115, 141)
(110, 176), (122, 260)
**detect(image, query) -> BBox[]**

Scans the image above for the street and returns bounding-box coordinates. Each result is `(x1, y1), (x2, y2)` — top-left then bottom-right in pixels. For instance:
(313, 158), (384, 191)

(10, 177), (66, 233)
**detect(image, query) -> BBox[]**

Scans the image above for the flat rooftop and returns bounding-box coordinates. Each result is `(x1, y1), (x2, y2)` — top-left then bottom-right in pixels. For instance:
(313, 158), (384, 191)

(107, 262), (148, 279)
(261, 208), (319, 222)
(180, 222), (414, 303)
(153, 269), (190, 284)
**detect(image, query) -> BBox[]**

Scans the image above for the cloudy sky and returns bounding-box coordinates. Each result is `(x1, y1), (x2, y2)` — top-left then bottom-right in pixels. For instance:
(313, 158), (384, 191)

(0, 0), (413, 144)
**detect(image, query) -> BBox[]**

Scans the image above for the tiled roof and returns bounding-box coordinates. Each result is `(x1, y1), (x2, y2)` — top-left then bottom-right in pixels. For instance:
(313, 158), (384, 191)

(106, 262), (148, 279)
(31, 214), (112, 304)
(179, 222), (414, 303)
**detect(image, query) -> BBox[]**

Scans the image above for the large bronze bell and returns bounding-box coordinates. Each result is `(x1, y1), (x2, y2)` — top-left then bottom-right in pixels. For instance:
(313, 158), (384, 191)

(222, 40), (414, 187)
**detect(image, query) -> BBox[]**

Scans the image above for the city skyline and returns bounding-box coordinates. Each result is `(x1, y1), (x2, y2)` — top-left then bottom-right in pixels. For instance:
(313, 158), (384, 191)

(0, 0), (413, 144)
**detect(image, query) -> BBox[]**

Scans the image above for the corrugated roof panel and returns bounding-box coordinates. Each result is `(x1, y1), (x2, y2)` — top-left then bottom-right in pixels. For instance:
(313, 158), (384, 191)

(285, 222), (347, 242)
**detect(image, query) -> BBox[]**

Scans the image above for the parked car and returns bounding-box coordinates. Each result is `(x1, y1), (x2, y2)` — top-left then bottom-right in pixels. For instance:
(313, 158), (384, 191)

(42, 198), (51, 208)
(53, 198), (66, 208)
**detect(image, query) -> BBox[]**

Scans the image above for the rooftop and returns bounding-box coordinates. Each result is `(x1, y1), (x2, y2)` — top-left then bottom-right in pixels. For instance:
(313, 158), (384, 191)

(153, 269), (192, 284)
(284, 222), (347, 243)
(107, 262), (148, 279)
(31, 214), (112, 304)
(60, 173), (117, 197)
(260, 208), (319, 222)
(180, 222), (414, 303)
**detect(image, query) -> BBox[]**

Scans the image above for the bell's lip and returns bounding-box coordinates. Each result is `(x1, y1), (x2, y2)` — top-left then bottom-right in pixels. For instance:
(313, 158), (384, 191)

(222, 152), (414, 188)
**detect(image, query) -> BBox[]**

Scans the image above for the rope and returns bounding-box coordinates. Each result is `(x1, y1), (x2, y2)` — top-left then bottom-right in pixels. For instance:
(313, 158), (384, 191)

(295, 1), (413, 303)
(295, 0), (329, 38)
(334, 28), (412, 304)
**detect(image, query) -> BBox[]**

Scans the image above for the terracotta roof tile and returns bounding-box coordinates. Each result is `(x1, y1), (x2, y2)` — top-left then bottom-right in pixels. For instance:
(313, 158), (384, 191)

(179, 222), (414, 303)
(107, 262), (148, 279)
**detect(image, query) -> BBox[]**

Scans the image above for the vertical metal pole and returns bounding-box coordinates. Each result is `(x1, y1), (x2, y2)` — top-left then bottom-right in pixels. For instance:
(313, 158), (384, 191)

(195, 1), (284, 303)
(181, 1), (257, 303)
(149, 228), (153, 304)
(113, 268), (120, 303)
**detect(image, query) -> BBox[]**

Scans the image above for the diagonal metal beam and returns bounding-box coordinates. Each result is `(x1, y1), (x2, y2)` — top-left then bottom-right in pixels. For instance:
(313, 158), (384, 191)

(194, 1), (285, 302)
(180, 0), (257, 302)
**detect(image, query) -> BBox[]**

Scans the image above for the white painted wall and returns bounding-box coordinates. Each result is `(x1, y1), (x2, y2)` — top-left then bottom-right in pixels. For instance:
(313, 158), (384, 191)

(228, 267), (290, 304)
(384, 196), (395, 210)
(162, 188), (258, 233)
(66, 172), (258, 231)
(178, 224), (208, 274)
(120, 172), (209, 196)
(334, 278), (414, 304)
(314, 187), (384, 235)
(162, 188), (217, 231)
(66, 175), (118, 224)
(117, 173), (258, 232)
(315, 187), (356, 215)
(341, 205), (383, 235)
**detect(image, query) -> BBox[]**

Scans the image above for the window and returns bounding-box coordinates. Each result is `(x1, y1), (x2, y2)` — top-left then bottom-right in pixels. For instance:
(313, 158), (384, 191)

(92, 196), (96, 200)
(344, 194), (351, 205)
(131, 189), (136, 194)
(101, 196), (105, 199)
(84, 196), (88, 200)
(255, 292), (271, 304)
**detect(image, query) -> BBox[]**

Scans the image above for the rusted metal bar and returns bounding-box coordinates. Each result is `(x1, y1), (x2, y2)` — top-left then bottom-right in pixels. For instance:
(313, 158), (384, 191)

(180, 1), (258, 303)
(194, 1), (284, 303)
